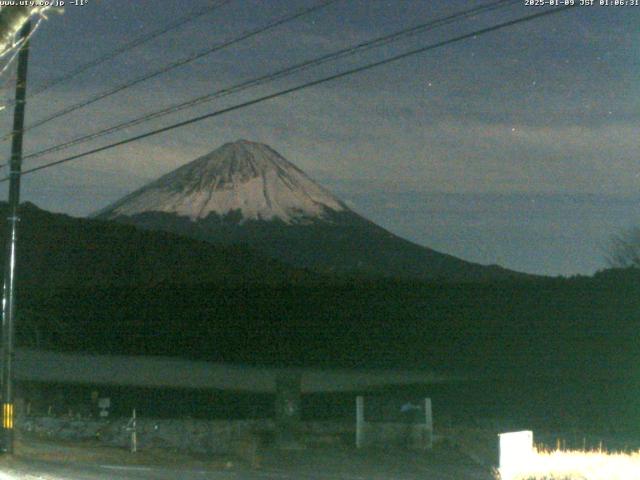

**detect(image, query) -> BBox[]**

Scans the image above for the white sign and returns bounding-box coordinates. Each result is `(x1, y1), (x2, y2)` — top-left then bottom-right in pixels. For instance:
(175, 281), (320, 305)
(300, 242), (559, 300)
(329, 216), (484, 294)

(499, 430), (533, 479)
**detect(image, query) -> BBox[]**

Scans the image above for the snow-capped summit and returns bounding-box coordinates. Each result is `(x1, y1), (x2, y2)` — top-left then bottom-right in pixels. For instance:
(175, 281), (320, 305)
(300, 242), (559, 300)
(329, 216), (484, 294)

(97, 140), (348, 224)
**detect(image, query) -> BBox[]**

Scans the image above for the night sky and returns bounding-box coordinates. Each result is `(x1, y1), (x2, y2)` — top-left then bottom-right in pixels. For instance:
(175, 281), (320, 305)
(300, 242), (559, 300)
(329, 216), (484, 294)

(0, 0), (637, 276)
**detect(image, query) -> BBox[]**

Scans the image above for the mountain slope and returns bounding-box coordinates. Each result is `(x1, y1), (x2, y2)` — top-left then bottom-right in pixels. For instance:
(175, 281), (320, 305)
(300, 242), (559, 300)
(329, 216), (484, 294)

(96, 140), (526, 281)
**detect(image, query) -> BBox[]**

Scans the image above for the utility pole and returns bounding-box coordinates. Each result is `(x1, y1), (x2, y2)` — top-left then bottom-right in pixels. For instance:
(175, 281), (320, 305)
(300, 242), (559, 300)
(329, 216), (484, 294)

(1, 19), (31, 455)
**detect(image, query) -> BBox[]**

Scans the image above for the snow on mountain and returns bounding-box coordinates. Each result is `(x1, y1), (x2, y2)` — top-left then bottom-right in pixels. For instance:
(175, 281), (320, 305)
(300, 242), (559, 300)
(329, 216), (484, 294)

(98, 140), (348, 224)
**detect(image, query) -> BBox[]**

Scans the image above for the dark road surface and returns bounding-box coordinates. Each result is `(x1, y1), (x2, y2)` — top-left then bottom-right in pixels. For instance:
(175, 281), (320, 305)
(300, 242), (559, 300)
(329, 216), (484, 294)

(1, 446), (495, 480)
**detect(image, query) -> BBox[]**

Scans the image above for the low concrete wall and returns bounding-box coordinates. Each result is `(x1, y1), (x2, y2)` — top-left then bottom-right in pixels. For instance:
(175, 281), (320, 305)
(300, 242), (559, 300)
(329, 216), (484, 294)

(361, 422), (432, 449)
(17, 416), (355, 455)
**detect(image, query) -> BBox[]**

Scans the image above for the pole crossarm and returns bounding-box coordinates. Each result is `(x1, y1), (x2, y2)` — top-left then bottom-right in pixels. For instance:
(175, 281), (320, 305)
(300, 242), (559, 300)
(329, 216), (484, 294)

(0, 6), (49, 58)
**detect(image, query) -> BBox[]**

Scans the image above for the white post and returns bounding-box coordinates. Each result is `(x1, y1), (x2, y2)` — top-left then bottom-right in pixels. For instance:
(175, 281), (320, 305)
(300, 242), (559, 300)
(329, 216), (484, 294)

(131, 408), (137, 453)
(355, 396), (364, 448)
(424, 398), (433, 449)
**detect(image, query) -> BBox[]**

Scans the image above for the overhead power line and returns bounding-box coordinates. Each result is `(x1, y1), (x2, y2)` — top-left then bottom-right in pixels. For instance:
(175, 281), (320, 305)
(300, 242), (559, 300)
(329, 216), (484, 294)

(3, 0), (340, 142)
(3, 0), (233, 108)
(4, 5), (576, 183)
(24, 0), (519, 163)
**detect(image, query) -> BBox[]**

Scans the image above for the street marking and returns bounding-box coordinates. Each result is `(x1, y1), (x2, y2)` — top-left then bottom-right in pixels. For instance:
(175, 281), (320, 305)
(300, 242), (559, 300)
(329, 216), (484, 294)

(99, 464), (153, 471)
(98, 464), (235, 476)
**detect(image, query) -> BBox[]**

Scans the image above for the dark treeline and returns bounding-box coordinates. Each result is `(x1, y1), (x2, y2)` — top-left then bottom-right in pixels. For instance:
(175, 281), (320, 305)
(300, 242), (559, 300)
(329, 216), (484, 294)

(16, 270), (640, 429)
(17, 272), (639, 374)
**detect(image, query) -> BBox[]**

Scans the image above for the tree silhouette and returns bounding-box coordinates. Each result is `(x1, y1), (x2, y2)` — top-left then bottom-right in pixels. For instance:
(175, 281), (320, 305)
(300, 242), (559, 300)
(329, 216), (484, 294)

(606, 227), (640, 268)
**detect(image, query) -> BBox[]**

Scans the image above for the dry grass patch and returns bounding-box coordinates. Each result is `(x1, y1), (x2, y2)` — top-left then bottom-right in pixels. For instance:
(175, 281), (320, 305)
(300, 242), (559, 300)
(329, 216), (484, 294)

(497, 447), (640, 480)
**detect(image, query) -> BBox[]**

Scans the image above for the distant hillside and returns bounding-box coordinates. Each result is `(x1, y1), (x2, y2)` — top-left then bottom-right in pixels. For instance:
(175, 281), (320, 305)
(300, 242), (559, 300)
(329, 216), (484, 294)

(6, 201), (637, 379)
(0, 202), (312, 289)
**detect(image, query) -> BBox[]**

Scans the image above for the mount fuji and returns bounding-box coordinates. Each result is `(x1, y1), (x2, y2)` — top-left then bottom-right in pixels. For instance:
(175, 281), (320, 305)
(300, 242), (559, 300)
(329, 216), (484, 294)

(95, 140), (522, 281)
(96, 140), (349, 225)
